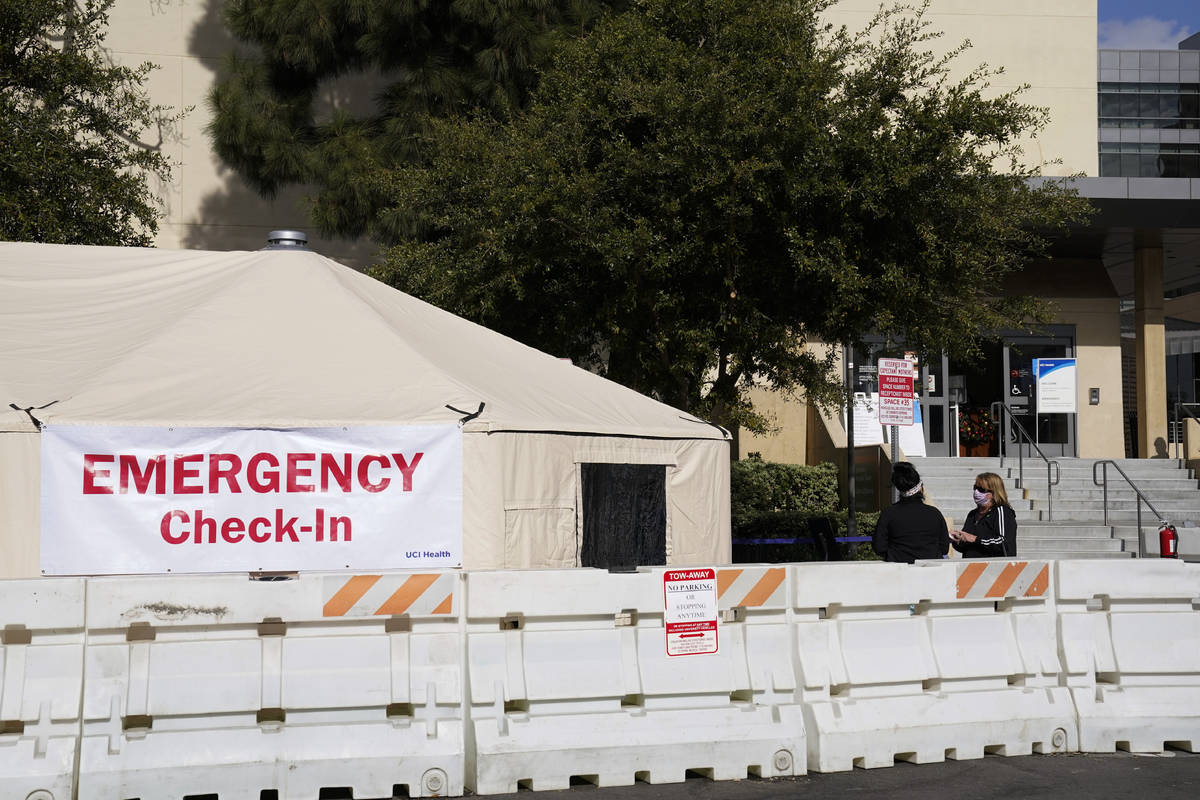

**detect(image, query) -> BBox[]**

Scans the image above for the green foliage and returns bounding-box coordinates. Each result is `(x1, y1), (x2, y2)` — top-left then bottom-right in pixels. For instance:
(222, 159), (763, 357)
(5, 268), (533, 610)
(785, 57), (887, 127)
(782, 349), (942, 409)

(208, 0), (624, 240)
(372, 0), (1093, 429)
(731, 457), (843, 563)
(0, 0), (176, 246)
(730, 458), (840, 530)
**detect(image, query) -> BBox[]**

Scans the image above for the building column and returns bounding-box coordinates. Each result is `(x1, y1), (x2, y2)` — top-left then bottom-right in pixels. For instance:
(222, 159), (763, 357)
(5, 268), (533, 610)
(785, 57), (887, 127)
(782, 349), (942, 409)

(1134, 244), (1167, 457)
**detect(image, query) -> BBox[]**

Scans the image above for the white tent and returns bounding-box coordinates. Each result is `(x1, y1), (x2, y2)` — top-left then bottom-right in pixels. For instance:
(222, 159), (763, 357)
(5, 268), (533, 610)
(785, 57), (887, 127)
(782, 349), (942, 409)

(0, 242), (730, 577)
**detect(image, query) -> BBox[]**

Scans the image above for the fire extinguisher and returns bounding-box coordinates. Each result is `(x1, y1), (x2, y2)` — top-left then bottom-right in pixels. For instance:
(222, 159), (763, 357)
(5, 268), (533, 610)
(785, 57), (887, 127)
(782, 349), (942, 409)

(1158, 520), (1179, 559)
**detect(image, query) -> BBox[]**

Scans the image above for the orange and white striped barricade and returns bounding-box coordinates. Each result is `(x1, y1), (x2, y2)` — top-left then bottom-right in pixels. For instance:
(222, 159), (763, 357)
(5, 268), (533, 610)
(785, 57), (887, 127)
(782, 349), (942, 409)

(1057, 559), (1200, 753)
(0, 578), (86, 800)
(77, 571), (464, 800)
(792, 559), (1074, 773)
(465, 566), (803, 795)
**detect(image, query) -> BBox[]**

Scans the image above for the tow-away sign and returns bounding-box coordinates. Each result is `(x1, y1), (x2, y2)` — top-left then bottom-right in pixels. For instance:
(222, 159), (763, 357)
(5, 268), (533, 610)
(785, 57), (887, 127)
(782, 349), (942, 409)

(663, 568), (718, 656)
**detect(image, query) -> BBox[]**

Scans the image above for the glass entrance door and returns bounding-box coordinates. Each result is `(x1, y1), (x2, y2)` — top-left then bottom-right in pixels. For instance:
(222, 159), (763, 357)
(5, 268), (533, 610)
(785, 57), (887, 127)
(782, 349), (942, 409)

(919, 354), (954, 456)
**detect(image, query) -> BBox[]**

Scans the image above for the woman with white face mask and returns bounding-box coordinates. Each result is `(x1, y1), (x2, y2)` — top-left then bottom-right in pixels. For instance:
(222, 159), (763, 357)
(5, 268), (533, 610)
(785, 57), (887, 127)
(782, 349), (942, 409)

(950, 472), (1017, 558)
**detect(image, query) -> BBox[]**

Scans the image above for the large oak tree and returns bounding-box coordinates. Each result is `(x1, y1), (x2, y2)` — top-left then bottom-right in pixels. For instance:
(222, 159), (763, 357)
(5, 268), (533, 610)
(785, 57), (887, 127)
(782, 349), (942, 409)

(0, 0), (175, 246)
(371, 0), (1092, 430)
(208, 0), (625, 241)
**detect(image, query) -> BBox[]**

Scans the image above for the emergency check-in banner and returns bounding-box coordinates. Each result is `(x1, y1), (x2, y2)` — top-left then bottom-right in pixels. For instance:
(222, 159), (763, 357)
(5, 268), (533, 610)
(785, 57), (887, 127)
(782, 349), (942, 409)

(40, 424), (463, 575)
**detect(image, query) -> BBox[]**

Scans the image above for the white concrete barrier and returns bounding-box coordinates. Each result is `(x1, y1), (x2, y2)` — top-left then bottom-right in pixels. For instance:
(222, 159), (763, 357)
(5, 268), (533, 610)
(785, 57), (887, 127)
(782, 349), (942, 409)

(793, 560), (1075, 772)
(0, 577), (85, 800)
(465, 567), (803, 794)
(76, 571), (465, 799)
(1058, 559), (1200, 753)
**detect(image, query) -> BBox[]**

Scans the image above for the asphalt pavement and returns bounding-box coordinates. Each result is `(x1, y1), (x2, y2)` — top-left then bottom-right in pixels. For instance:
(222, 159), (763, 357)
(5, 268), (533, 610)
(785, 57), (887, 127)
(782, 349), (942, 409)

(479, 750), (1200, 799)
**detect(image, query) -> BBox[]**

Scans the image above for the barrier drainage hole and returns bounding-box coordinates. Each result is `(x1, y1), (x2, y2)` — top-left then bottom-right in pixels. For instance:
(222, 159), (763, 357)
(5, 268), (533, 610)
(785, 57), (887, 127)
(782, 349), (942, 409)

(634, 772), (650, 784)
(261, 792), (280, 800)
(318, 788), (354, 799)
(569, 774), (599, 787)
(893, 752), (917, 765)
(391, 784), (411, 798)
(984, 745), (1008, 756)
(183, 795), (218, 800)
(386, 702), (414, 719)
(1165, 741), (1194, 752)
(685, 768), (714, 781)
(746, 765), (763, 779)
(516, 779), (534, 792)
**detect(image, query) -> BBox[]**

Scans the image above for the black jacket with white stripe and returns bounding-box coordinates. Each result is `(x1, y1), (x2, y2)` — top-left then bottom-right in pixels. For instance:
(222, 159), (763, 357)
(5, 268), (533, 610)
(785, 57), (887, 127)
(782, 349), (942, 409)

(954, 504), (1017, 558)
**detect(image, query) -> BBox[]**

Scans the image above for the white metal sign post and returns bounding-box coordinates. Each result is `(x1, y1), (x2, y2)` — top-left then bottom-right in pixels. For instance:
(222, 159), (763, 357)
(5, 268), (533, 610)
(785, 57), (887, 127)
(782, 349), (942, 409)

(663, 568), (718, 656)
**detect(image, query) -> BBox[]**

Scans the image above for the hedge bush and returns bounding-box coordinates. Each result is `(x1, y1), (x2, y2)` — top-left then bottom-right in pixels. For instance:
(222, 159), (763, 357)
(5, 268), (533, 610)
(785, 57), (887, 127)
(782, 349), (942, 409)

(729, 456), (881, 563)
(730, 457), (839, 530)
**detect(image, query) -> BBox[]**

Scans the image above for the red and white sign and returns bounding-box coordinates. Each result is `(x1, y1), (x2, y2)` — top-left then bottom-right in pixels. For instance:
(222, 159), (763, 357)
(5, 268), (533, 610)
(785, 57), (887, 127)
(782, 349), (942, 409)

(40, 424), (463, 575)
(877, 357), (915, 427)
(663, 568), (718, 656)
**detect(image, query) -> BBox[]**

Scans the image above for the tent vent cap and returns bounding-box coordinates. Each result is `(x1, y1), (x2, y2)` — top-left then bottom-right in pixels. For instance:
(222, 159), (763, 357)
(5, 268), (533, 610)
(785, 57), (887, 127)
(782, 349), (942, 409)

(262, 230), (310, 251)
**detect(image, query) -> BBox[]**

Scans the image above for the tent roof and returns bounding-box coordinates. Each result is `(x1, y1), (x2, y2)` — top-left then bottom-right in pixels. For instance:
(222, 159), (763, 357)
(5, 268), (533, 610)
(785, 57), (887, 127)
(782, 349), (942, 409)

(0, 242), (725, 440)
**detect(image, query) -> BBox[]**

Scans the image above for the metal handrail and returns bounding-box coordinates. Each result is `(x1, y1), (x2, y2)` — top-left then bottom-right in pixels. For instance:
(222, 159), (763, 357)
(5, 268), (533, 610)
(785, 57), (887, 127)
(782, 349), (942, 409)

(1092, 460), (1165, 559)
(1173, 402), (1200, 460)
(989, 402), (1060, 521)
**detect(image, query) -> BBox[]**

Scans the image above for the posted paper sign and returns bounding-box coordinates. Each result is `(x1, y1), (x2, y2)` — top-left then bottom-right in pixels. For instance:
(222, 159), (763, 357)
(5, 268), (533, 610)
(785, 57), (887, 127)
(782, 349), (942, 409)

(663, 568), (718, 656)
(40, 424), (463, 575)
(877, 358), (915, 426)
(1034, 358), (1077, 413)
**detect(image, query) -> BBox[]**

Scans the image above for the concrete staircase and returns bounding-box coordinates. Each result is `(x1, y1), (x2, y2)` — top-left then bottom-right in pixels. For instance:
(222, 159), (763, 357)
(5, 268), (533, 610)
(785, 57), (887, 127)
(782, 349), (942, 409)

(905, 456), (1200, 559)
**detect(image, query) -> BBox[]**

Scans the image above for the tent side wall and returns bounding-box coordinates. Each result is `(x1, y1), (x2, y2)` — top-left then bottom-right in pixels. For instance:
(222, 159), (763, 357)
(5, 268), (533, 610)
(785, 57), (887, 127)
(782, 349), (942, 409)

(463, 431), (730, 569)
(0, 432), (40, 578)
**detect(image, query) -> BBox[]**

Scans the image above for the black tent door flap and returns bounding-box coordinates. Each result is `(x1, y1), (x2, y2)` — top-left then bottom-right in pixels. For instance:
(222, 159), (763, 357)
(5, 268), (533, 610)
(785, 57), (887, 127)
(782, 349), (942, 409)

(580, 463), (666, 569)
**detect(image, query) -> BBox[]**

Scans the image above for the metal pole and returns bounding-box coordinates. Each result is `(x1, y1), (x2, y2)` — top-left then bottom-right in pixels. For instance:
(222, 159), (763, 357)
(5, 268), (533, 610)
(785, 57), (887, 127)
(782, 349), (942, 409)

(1175, 402), (1181, 461)
(1136, 499), (1142, 558)
(891, 426), (899, 504)
(845, 346), (856, 538)
(1047, 461), (1053, 522)
(1102, 462), (1109, 527)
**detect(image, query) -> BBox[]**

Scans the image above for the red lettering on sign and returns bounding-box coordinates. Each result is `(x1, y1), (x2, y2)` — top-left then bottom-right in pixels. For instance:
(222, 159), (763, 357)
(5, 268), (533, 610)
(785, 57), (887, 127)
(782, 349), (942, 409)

(320, 453), (353, 492)
(247, 453), (280, 493)
(275, 508), (299, 542)
(83, 454), (115, 494)
(315, 508), (352, 542)
(286, 452), (316, 493)
(160, 510), (188, 544)
(248, 516), (271, 542)
(173, 454), (204, 494)
(193, 509), (218, 543)
(357, 455), (391, 493)
(120, 454), (165, 494)
(208, 453), (243, 494)
(392, 452), (423, 491)
(222, 516), (245, 543)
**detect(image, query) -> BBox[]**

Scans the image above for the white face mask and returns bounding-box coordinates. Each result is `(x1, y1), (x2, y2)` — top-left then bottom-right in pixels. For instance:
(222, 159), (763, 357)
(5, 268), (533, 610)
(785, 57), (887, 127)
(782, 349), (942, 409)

(973, 487), (991, 506)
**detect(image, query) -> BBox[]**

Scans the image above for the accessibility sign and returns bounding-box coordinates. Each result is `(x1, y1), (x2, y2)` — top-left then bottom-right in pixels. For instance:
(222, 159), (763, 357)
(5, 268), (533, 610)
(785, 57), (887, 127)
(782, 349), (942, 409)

(663, 568), (718, 656)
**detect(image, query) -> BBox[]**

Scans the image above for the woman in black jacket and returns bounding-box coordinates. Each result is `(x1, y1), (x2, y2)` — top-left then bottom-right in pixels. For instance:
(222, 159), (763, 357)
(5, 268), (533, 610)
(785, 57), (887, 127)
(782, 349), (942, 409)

(951, 472), (1018, 557)
(873, 462), (950, 563)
